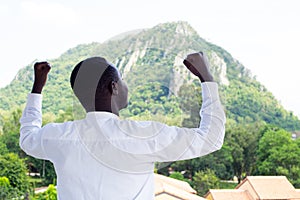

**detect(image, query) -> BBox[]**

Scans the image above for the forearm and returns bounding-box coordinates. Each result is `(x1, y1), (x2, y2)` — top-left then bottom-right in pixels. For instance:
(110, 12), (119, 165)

(31, 83), (44, 94)
(199, 74), (214, 82)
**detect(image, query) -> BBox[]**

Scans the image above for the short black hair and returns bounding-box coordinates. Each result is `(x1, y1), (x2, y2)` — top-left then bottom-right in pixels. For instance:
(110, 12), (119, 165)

(70, 57), (120, 110)
(96, 65), (120, 95)
(70, 60), (83, 89)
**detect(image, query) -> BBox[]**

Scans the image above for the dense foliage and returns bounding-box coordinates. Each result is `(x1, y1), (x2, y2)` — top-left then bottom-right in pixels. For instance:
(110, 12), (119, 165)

(33, 184), (57, 200)
(193, 169), (220, 196)
(256, 126), (300, 187)
(0, 153), (31, 199)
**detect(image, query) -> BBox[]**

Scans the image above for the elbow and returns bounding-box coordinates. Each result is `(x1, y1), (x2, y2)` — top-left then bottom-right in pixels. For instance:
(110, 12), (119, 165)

(19, 134), (29, 154)
(216, 122), (226, 151)
(208, 138), (224, 155)
(215, 109), (226, 150)
(19, 129), (35, 155)
(19, 127), (28, 152)
(214, 137), (224, 151)
(200, 134), (224, 157)
(19, 135), (37, 157)
(214, 114), (226, 151)
(211, 122), (226, 152)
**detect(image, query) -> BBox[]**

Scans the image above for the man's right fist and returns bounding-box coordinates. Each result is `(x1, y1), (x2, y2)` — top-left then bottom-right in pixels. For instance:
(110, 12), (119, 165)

(31, 62), (51, 94)
(183, 52), (214, 82)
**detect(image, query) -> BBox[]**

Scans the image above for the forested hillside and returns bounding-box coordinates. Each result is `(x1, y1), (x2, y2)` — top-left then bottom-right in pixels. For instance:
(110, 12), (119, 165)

(1, 21), (300, 198)
(0, 21), (299, 131)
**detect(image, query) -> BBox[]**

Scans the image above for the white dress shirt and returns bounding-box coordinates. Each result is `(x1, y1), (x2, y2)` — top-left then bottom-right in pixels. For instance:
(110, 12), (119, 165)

(20, 82), (225, 200)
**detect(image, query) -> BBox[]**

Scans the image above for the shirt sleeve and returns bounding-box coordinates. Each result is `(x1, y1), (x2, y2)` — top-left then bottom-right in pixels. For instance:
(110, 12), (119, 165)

(19, 93), (48, 159)
(164, 81), (226, 161)
(142, 82), (226, 162)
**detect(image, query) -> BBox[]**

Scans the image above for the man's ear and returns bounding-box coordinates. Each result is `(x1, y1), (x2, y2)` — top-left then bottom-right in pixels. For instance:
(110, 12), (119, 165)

(111, 81), (118, 95)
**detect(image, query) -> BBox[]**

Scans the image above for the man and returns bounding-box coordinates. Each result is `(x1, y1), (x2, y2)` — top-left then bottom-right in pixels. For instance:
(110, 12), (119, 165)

(20, 52), (225, 199)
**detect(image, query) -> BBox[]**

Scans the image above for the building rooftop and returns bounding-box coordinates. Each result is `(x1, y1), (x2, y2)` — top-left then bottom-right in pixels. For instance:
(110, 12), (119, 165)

(206, 176), (300, 200)
(236, 176), (300, 199)
(155, 173), (205, 200)
(205, 189), (254, 200)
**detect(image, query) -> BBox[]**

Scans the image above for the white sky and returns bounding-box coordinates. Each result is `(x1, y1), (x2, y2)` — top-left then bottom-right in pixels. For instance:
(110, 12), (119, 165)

(0, 0), (300, 118)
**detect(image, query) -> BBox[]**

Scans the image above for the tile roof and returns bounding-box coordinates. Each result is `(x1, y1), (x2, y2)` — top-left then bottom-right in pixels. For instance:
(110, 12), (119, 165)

(237, 176), (300, 199)
(155, 174), (205, 200)
(205, 189), (254, 200)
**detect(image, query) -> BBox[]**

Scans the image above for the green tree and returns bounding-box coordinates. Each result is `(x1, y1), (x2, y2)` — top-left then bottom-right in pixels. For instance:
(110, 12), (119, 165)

(192, 169), (219, 196)
(169, 171), (186, 181)
(256, 126), (300, 187)
(33, 184), (57, 200)
(0, 176), (10, 200)
(0, 176), (20, 200)
(0, 108), (57, 186)
(225, 121), (264, 182)
(0, 109), (23, 156)
(0, 141), (8, 155)
(0, 153), (31, 197)
(42, 161), (57, 185)
(170, 144), (234, 181)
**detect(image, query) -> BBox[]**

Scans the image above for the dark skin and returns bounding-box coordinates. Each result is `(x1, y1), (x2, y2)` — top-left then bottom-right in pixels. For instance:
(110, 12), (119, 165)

(31, 62), (51, 94)
(93, 80), (123, 115)
(32, 53), (214, 114)
(93, 71), (128, 115)
(183, 52), (214, 82)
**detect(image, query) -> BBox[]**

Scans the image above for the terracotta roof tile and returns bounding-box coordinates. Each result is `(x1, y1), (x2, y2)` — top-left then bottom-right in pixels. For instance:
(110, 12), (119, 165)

(237, 176), (300, 199)
(205, 189), (254, 200)
(155, 174), (197, 194)
(155, 174), (205, 200)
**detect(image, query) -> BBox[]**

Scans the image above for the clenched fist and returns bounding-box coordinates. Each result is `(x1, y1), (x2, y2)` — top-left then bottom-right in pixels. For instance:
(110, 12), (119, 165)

(31, 62), (51, 94)
(183, 52), (214, 82)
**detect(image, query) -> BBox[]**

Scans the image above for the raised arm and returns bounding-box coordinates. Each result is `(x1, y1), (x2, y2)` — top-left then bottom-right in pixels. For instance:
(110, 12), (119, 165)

(103, 52), (225, 166)
(154, 52), (225, 161)
(19, 62), (51, 159)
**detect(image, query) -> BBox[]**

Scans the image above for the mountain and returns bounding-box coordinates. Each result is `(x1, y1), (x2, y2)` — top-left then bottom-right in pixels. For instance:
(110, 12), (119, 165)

(0, 21), (299, 131)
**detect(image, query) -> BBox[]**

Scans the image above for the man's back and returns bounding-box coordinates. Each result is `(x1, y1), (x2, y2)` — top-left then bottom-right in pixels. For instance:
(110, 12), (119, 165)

(20, 53), (226, 199)
(26, 112), (156, 199)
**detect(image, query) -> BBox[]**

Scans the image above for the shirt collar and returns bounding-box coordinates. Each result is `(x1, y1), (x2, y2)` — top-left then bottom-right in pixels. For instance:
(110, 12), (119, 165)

(86, 111), (119, 120)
